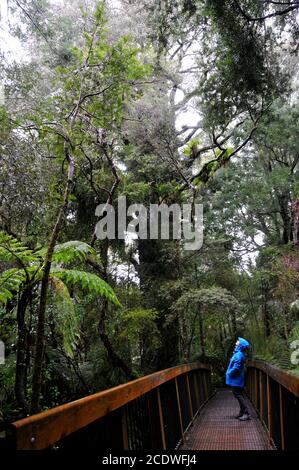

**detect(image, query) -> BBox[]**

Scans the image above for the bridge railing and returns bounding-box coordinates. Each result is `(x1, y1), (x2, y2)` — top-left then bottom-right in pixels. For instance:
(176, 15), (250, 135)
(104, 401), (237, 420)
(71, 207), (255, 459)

(8, 362), (212, 450)
(246, 360), (299, 450)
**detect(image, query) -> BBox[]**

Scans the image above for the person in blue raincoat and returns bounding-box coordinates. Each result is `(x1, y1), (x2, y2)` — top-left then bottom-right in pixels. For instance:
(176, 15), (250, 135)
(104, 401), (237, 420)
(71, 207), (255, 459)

(226, 337), (250, 421)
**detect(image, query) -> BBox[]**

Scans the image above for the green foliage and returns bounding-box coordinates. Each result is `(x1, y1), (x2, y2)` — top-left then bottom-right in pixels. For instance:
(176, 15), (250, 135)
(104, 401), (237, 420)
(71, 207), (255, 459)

(290, 322), (299, 343)
(50, 268), (121, 306)
(290, 301), (299, 320)
(120, 308), (159, 340)
(0, 354), (16, 423)
(37, 240), (96, 265)
(0, 231), (119, 307)
(114, 307), (161, 371)
(0, 106), (10, 139)
(50, 277), (80, 358)
(248, 323), (295, 370)
(200, 0), (282, 126)
(174, 286), (240, 314)
(0, 231), (41, 266)
(51, 2), (150, 138)
(0, 268), (29, 304)
(183, 138), (199, 157)
(219, 147), (233, 160)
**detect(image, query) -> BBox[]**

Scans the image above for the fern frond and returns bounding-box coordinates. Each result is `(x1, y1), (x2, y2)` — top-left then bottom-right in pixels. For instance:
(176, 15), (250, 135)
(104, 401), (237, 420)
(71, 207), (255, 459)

(0, 265), (43, 304)
(0, 231), (41, 266)
(50, 268), (121, 306)
(36, 240), (95, 265)
(50, 277), (80, 358)
(0, 268), (27, 304)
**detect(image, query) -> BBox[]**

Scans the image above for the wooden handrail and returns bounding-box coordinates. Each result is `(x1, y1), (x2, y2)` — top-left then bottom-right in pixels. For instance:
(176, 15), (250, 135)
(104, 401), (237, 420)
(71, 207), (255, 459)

(247, 360), (299, 398)
(246, 360), (299, 450)
(10, 362), (210, 450)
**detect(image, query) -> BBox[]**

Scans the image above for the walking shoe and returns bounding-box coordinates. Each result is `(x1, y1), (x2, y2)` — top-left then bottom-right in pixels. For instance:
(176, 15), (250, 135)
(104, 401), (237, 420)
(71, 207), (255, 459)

(238, 414), (251, 421)
(234, 412), (243, 419)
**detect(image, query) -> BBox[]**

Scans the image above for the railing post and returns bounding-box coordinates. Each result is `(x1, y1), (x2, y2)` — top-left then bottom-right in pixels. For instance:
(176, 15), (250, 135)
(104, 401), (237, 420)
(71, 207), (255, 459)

(259, 370), (263, 421)
(121, 407), (129, 450)
(156, 388), (166, 450)
(254, 369), (258, 408)
(197, 370), (202, 404)
(193, 372), (200, 412)
(202, 370), (208, 401)
(252, 368), (255, 405)
(279, 384), (285, 450)
(266, 375), (272, 444)
(145, 390), (163, 450)
(252, 369), (255, 406)
(175, 377), (184, 441)
(186, 374), (194, 422)
(253, 370), (255, 401)
(195, 370), (203, 406)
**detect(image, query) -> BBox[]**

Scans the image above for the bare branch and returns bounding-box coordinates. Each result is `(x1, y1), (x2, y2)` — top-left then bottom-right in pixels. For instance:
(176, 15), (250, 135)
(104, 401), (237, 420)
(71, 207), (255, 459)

(233, 0), (299, 21)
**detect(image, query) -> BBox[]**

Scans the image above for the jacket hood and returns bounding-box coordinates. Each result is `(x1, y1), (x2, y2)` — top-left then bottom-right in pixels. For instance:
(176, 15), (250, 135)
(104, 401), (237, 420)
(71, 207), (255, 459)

(234, 337), (250, 352)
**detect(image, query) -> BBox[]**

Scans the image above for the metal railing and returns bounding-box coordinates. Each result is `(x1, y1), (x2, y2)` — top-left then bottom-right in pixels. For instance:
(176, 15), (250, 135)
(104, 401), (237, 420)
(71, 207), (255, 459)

(8, 362), (212, 450)
(246, 360), (299, 450)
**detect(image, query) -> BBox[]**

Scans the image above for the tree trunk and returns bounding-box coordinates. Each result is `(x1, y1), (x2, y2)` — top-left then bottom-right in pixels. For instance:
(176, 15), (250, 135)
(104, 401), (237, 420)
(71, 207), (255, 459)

(198, 309), (205, 358)
(99, 298), (136, 380)
(31, 154), (75, 413)
(97, 241), (136, 380)
(261, 283), (271, 337)
(291, 199), (299, 247)
(180, 310), (189, 362)
(277, 191), (292, 244)
(137, 238), (180, 368)
(246, 285), (261, 334)
(15, 289), (31, 415)
(230, 310), (237, 337)
(24, 298), (33, 396)
(283, 308), (289, 341)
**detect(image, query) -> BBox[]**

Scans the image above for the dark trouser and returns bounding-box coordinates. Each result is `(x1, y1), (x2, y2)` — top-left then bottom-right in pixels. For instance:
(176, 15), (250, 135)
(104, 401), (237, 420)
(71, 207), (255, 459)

(232, 386), (249, 415)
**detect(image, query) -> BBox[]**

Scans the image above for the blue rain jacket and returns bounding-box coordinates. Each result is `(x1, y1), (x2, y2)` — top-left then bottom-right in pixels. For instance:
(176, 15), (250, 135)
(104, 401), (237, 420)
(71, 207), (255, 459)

(225, 337), (250, 388)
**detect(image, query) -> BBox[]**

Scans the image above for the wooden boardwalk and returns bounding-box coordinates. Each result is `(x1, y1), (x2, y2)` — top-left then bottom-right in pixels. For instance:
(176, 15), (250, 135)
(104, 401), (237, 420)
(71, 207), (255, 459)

(180, 389), (273, 450)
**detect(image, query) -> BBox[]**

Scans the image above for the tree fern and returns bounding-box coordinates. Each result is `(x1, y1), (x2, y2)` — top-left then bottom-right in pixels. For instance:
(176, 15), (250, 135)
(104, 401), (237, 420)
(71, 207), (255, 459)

(0, 265), (43, 305)
(0, 268), (28, 303)
(0, 231), (41, 266)
(50, 268), (121, 306)
(0, 231), (120, 307)
(50, 277), (81, 358)
(36, 240), (96, 265)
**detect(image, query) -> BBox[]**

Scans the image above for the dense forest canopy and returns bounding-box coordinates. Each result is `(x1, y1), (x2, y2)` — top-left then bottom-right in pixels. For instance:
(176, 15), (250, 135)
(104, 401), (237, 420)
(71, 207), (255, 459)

(0, 0), (299, 424)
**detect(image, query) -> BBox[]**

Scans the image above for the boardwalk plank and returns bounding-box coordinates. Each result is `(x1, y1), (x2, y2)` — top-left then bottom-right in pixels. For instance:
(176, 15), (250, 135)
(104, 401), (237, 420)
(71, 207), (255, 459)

(180, 389), (273, 450)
